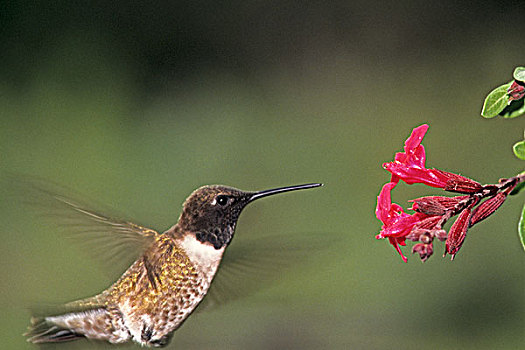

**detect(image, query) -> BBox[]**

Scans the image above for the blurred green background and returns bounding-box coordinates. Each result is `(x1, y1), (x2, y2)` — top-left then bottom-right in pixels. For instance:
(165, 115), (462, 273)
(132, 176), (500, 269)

(1, 1), (524, 349)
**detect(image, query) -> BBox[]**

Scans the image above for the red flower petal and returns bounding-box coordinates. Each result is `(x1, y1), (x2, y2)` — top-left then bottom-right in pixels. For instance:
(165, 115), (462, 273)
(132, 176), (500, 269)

(384, 162), (449, 188)
(404, 124), (429, 154)
(375, 182), (397, 223)
(382, 124), (455, 189)
(376, 180), (435, 262)
(383, 125), (484, 192)
(389, 237), (408, 263)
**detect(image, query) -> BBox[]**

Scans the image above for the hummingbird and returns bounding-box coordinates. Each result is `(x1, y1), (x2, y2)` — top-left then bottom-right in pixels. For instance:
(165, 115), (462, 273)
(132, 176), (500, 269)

(24, 183), (322, 347)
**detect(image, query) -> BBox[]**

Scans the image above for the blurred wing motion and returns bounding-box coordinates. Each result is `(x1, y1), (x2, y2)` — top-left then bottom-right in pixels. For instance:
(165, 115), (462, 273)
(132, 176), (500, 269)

(8, 175), (159, 273)
(199, 230), (340, 311)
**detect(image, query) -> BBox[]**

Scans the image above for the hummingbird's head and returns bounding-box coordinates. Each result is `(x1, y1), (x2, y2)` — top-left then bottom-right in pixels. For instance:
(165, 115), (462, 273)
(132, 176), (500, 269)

(177, 183), (322, 250)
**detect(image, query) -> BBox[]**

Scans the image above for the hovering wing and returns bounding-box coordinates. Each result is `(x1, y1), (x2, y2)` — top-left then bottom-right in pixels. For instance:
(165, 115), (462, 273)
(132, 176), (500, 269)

(50, 194), (159, 262)
(7, 175), (159, 275)
(198, 230), (341, 311)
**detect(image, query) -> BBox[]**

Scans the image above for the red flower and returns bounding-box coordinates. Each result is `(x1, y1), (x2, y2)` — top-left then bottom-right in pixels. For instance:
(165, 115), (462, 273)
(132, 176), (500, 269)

(376, 124), (524, 262)
(383, 124), (481, 193)
(383, 124), (449, 188)
(375, 182), (430, 262)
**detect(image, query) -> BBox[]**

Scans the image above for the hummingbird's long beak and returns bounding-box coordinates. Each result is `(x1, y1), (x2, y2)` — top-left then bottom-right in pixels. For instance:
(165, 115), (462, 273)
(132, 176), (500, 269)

(249, 183), (323, 202)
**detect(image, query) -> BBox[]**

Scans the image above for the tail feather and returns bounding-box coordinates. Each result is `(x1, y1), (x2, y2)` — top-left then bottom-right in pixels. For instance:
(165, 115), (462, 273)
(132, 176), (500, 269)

(24, 307), (129, 344)
(25, 317), (84, 343)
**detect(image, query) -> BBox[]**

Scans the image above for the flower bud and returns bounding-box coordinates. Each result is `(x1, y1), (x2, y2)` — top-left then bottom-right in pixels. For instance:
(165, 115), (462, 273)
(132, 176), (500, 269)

(410, 195), (468, 216)
(435, 170), (483, 193)
(469, 192), (507, 227)
(416, 215), (441, 228)
(412, 243), (433, 262)
(508, 80), (525, 101)
(445, 208), (472, 258)
(433, 229), (447, 241)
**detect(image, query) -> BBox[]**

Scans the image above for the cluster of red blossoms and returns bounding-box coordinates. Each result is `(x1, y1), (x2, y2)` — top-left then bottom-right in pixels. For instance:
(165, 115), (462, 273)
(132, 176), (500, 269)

(375, 124), (521, 262)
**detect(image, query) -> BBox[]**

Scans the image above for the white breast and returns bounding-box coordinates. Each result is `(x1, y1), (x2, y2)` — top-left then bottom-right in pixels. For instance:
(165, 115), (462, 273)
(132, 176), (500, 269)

(177, 234), (225, 282)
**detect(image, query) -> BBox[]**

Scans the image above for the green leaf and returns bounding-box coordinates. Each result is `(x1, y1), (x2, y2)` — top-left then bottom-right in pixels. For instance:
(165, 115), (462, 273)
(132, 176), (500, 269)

(500, 98), (525, 118)
(513, 67), (525, 82)
(514, 140), (525, 160)
(481, 82), (512, 118)
(519, 204), (525, 251)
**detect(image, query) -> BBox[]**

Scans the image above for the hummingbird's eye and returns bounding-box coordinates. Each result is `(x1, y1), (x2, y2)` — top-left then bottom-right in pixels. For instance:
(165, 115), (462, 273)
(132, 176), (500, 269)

(215, 195), (229, 206)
